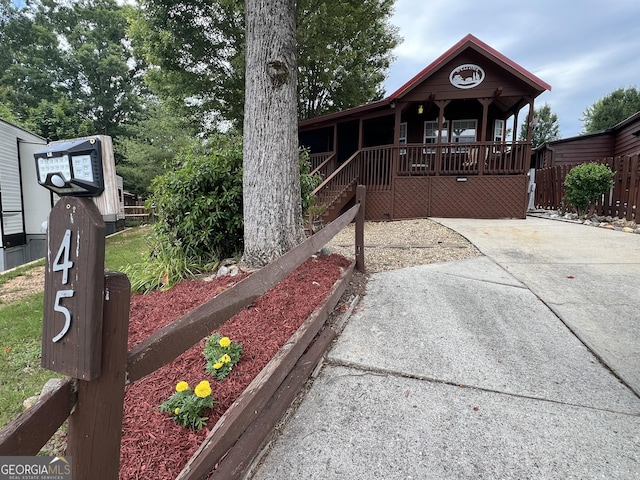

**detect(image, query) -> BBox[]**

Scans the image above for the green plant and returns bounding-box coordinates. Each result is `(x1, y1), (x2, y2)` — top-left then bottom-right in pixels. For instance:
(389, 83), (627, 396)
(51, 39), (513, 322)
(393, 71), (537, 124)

(204, 333), (243, 380)
(124, 134), (243, 293)
(159, 380), (214, 430)
(564, 163), (615, 216)
(299, 147), (323, 217)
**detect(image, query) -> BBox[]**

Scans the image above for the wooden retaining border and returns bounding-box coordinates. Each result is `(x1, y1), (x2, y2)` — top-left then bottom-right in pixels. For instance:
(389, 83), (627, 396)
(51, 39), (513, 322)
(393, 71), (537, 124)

(0, 186), (366, 480)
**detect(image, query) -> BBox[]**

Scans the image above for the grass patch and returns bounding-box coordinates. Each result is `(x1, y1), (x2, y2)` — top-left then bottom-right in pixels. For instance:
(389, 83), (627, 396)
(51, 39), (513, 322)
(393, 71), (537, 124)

(0, 226), (152, 428)
(105, 225), (152, 272)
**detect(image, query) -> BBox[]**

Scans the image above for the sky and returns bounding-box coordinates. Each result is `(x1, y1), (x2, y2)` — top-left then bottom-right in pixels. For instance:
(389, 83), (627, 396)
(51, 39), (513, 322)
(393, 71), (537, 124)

(384, 0), (640, 139)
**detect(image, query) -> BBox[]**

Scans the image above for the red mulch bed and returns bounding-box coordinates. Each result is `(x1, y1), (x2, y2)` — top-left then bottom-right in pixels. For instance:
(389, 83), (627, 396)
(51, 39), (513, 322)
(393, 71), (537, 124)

(119, 254), (351, 479)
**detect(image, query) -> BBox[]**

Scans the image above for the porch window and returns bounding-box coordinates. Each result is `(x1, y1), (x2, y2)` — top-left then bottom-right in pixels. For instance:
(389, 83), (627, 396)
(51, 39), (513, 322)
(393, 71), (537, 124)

(423, 120), (449, 153)
(399, 122), (407, 154)
(451, 119), (477, 143)
(493, 119), (505, 142)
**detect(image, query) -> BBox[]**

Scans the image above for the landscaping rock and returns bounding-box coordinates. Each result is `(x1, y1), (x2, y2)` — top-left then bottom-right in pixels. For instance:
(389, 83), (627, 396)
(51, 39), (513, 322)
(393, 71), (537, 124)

(622, 227), (634, 233)
(41, 378), (63, 397)
(23, 395), (39, 410)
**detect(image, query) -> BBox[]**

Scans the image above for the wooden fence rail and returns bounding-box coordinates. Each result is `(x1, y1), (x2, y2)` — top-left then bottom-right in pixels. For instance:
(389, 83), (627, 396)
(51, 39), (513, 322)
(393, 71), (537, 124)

(0, 186), (367, 480)
(534, 154), (639, 220)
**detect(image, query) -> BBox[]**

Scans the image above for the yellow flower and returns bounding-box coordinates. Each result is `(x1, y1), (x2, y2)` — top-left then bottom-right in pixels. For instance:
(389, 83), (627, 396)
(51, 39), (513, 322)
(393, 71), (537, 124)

(213, 362), (223, 370)
(174, 408), (180, 415)
(176, 381), (189, 392)
(221, 354), (231, 364)
(219, 336), (231, 348)
(194, 380), (212, 398)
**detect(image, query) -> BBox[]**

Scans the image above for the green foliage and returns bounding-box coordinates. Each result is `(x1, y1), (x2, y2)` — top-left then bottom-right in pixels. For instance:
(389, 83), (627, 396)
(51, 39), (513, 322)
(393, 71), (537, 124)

(581, 87), (640, 134)
(0, 292), (57, 428)
(124, 134), (243, 292)
(299, 148), (323, 216)
(159, 380), (214, 430)
(519, 103), (560, 148)
(564, 163), (615, 216)
(105, 225), (153, 272)
(1, 0), (144, 142)
(297, 0), (399, 119)
(130, 0), (399, 129)
(115, 102), (197, 195)
(203, 333), (243, 380)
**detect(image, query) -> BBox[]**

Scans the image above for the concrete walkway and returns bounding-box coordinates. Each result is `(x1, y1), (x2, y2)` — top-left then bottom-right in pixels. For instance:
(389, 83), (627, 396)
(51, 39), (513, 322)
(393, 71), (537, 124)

(249, 217), (640, 480)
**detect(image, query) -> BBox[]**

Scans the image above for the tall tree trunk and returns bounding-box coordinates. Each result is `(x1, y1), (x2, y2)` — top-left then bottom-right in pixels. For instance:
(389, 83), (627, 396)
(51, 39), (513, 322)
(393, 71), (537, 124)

(243, 0), (303, 268)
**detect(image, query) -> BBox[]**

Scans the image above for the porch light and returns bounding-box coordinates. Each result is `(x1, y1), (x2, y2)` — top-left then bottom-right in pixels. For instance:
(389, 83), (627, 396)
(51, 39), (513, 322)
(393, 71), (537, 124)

(418, 104), (424, 115)
(34, 137), (105, 197)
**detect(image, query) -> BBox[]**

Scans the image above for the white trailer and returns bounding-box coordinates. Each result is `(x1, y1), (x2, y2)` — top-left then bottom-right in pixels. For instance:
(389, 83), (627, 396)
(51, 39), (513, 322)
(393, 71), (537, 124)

(0, 119), (49, 271)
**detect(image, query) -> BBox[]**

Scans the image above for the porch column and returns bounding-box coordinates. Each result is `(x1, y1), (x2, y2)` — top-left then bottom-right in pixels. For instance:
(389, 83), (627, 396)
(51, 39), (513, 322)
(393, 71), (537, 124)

(435, 99), (450, 176)
(391, 103), (402, 220)
(478, 98), (492, 176)
(524, 96), (535, 172)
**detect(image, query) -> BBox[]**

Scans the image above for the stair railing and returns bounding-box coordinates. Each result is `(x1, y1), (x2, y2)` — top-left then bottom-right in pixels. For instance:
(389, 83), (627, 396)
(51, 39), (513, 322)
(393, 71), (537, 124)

(312, 150), (362, 214)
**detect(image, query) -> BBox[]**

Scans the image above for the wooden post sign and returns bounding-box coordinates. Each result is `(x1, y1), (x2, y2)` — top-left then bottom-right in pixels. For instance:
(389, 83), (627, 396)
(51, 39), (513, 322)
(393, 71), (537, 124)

(41, 197), (106, 380)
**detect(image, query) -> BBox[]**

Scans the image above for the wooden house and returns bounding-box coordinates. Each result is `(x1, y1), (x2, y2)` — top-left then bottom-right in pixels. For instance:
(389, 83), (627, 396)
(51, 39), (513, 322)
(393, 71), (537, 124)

(301, 34), (551, 220)
(534, 111), (640, 168)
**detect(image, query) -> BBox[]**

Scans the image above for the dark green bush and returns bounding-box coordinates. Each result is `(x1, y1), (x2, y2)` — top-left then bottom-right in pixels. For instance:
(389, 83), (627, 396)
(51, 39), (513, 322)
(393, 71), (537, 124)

(150, 134), (244, 264)
(124, 135), (323, 292)
(564, 163), (615, 216)
(124, 134), (243, 292)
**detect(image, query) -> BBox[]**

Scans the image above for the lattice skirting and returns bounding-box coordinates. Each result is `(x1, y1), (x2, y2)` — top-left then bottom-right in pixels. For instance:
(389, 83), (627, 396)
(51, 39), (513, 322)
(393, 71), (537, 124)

(363, 175), (528, 220)
(429, 176), (527, 218)
(365, 192), (393, 221)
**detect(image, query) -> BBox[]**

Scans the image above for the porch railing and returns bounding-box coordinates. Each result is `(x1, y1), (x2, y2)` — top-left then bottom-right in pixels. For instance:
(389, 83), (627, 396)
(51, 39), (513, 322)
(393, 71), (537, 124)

(396, 141), (529, 176)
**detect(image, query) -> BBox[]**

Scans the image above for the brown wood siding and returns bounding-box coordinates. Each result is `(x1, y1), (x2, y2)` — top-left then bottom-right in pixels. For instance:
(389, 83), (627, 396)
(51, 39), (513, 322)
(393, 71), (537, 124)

(549, 135), (614, 166)
(613, 120), (640, 157)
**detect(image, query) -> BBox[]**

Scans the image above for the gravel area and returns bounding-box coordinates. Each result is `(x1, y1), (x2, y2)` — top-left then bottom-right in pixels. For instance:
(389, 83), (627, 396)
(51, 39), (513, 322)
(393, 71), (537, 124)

(325, 218), (481, 272)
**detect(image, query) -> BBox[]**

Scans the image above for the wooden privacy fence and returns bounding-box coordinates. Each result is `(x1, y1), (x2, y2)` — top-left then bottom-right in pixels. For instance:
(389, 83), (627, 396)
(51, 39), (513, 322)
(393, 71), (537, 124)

(534, 154), (640, 221)
(0, 186), (366, 480)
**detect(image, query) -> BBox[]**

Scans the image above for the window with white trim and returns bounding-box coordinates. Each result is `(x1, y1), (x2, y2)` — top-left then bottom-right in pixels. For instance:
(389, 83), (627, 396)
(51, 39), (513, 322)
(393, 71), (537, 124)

(493, 119), (505, 142)
(423, 120), (449, 152)
(399, 122), (407, 154)
(399, 122), (407, 145)
(451, 119), (477, 144)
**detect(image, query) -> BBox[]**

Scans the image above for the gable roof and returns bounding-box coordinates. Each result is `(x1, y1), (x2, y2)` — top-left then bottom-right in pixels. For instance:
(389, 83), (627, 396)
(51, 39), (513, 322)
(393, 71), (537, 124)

(390, 34), (551, 100)
(299, 34), (551, 128)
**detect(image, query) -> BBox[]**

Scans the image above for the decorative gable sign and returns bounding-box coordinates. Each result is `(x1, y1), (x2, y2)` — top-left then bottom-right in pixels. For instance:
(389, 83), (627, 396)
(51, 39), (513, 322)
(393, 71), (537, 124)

(449, 64), (485, 89)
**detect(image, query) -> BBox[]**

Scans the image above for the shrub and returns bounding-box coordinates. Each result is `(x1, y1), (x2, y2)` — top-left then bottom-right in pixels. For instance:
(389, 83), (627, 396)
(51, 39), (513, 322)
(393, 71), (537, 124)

(564, 163), (614, 216)
(299, 148), (323, 217)
(124, 135), (324, 293)
(124, 134), (244, 292)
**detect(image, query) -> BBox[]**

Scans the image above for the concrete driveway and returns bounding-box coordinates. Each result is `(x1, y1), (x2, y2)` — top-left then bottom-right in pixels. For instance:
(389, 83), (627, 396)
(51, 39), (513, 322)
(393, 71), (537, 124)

(249, 216), (640, 479)
(435, 217), (640, 396)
